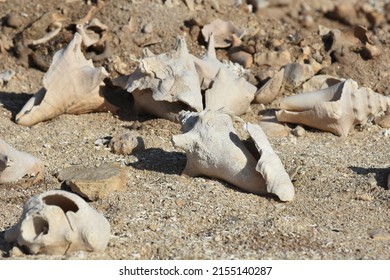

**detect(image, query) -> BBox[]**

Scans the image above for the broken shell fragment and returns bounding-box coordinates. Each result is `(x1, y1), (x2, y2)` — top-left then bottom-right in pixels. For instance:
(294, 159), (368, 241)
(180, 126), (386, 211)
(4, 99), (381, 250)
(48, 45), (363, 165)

(113, 36), (203, 121)
(172, 110), (294, 201)
(15, 32), (118, 126)
(5, 190), (110, 255)
(0, 139), (44, 185)
(276, 79), (390, 137)
(201, 19), (245, 48)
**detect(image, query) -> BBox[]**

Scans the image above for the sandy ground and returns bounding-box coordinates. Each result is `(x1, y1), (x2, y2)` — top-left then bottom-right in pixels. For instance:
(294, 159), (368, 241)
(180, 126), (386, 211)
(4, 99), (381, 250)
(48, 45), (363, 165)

(0, 0), (389, 260)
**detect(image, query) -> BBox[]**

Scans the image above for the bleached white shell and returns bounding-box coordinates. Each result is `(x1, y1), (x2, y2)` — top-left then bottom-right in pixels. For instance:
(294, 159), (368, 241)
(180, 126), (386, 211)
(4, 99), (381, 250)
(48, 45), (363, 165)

(201, 19), (245, 48)
(172, 110), (294, 201)
(276, 79), (390, 137)
(15, 32), (117, 126)
(113, 36), (203, 118)
(5, 190), (110, 255)
(0, 139), (44, 184)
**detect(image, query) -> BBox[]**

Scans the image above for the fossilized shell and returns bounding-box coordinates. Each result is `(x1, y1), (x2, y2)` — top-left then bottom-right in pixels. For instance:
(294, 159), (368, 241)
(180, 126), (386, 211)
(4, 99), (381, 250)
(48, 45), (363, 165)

(205, 66), (256, 115)
(15, 32), (118, 126)
(276, 79), (390, 137)
(5, 189), (110, 255)
(201, 19), (245, 48)
(0, 139), (44, 184)
(172, 110), (294, 201)
(113, 36), (203, 120)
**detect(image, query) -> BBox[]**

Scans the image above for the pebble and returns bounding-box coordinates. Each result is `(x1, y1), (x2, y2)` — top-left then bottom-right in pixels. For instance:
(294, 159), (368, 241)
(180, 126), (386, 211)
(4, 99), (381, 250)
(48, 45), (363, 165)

(291, 126), (306, 137)
(109, 131), (144, 155)
(148, 224), (158, 231)
(142, 23), (153, 34)
(367, 176), (377, 188)
(5, 13), (23, 28)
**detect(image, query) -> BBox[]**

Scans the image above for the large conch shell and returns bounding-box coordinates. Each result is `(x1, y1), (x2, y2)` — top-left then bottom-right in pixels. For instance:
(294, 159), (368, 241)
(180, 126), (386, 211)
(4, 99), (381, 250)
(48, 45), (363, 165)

(172, 110), (294, 201)
(276, 79), (390, 137)
(113, 36), (203, 122)
(15, 32), (118, 126)
(0, 139), (44, 184)
(5, 189), (110, 255)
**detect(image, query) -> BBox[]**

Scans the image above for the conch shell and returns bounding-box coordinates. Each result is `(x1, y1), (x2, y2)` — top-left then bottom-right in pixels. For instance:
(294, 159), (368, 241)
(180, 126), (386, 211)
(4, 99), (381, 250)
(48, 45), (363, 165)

(0, 139), (44, 184)
(172, 110), (294, 201)
(113, 36), (203, 122)
(276, 79), (390, 137)
(16, 32), (118, 126)
(5, 189), (110, 255)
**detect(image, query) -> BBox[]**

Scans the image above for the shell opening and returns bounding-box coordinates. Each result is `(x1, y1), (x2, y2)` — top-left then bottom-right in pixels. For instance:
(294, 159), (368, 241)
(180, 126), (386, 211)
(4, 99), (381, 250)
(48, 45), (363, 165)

(43, 194), (79, 213)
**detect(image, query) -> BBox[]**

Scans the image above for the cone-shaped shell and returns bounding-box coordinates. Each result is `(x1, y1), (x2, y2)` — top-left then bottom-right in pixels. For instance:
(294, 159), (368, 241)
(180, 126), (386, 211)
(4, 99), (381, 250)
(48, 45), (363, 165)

(0, 139), (44, 184)
(172, 110), (295, 201)
(276, 79), (390, 137)
(5, 189), (110, 255)
(15, 32), (117, 126)
(113, 36), (203, 115)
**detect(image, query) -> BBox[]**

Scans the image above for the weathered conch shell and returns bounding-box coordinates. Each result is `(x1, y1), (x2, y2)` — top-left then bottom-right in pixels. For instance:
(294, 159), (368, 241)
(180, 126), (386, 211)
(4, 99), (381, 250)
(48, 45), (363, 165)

(113, 36), (203, 122)
(5, 189), (110, 255)
(276, 79), (390, 137)
(15, 32), (118, 126)
(172, 110), (294, 201)
(0, 139), (44, 184)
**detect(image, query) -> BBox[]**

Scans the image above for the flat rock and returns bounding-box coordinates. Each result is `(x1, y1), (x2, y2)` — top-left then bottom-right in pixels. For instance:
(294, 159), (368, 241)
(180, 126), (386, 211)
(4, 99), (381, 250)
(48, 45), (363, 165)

(57, 163), (127, 201)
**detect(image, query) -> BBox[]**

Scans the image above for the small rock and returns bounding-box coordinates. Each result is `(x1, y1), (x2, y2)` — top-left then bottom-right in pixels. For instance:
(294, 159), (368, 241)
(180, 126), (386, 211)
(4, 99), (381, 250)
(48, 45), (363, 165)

(356, 193), (373, 201)
(368, 228), (390, 240)
(109, 131), (144, 155)
(291, 125), (305, 137)
(56, 163), (128, 201)
(367, 176), (377, 188)
(254, 68), (284, 104)
(283, 63), (315, 89)
(254, 50), (291, 68)
(142, 23), (153, 34)
(214, 235), (222, 242)
(5, 13), (23, 28)
(148, 224), (158, 231)
(9, 246), (24, 257)
(175, 198), (184, 207)
(0, 69), (15, 86)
